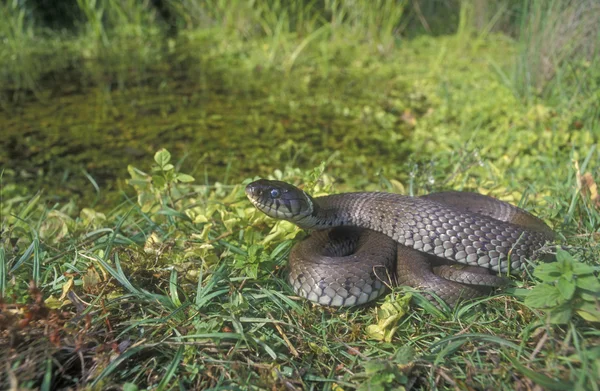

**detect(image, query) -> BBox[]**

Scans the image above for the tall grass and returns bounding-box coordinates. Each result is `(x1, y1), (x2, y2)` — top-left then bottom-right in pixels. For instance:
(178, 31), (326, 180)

(485, 0), (600, 104)
(166, 0), (407, 42)
(74, 0), (164, 88)
(167, 0), (408, 74)
(1, 0), (599, 109)
(0, 1), (41, 105)
(0, 0), (411, 108)
(517, 0), (599, 100)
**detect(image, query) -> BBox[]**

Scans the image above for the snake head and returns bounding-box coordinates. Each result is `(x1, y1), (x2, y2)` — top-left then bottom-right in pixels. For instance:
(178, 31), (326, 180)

(245, 179), (316, 223)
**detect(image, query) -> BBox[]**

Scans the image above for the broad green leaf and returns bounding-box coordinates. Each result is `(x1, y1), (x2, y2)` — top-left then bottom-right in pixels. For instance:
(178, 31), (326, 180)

(571, 262), (596, 276)
(358, 360), (405, 391)
(581, 291), (600, 302)
(138, 191), (157, 212)
(533, 262), (562, 282)
(177, 173), (195, 182)
(576, 275), (600, 291)
(80, 208), (107, 226)
(576, 302), (600, 323)
(364, 360), (389, 375)
(524, 283), (562, 308)
(556, 248), (575, 263)
(308, 342), (329, 354)
(393, 345), (415, 365)
(152, 175), (166, 189)
(127, 164), (149, 182)
(123, 383), (139, 391)
(556, 277), (576, 300)
(128, 178), (150, 187)
(549, 306), (572, 324)
(154, 148), (171, 167)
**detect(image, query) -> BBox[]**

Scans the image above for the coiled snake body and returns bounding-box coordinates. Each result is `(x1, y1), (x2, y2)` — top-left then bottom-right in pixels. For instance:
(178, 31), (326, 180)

(246, 180), (554, 307)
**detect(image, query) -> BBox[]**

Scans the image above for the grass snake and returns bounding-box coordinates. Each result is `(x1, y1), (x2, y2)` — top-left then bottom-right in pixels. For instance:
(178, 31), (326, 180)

(246, 179), (554, 307)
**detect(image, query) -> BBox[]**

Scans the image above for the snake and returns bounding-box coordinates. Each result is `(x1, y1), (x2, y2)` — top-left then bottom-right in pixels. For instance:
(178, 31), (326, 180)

(245, 179), (554, 307)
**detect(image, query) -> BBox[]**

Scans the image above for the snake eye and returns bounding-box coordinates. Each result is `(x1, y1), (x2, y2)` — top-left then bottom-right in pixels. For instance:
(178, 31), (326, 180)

(270, 188), (281, 199)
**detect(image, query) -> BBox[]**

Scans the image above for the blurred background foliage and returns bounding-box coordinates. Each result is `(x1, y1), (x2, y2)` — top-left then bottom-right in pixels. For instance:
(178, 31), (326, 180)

(1, 1), (600, 389)
(1, 0), (598, 207)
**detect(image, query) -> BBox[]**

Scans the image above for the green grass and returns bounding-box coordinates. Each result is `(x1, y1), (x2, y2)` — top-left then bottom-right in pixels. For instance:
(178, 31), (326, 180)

(1, 0), (600, 389)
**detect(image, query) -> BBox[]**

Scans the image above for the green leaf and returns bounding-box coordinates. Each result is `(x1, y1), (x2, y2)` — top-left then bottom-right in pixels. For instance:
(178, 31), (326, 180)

(575, 302), (600, 323)
(162, 163), (174, 171)
(525, 283), (563, 308)
(359, 360), (403, 391)
(152, 175), (166, 189)
(137, 191), (157, 212)
(561, 269), (574, 282)
(581, 291), (600, 302)
(571, 262), (596, 276)
(357, 380), (386, 391)
(393, 345), (415, 365)
(556, 277), (576, 300)
(555, 248), (575, 263)
(123, 383), (139, 391)
(549, 305), (572, 324)
(154, 148), (171, 167)
(533, 262), (562, 282)
(576, 275), (600, 291)
(364, 360), (389, 375)
(176, 173), (195, 183)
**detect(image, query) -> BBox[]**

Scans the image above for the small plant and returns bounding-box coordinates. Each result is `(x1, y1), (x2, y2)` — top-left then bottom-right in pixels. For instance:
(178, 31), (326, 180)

(127, 148), (194, 211)
(525, 249), (600, 323)
(353, 346), (415, 391)
(150, 148), (195, 190)
(232, 244), (274, 279)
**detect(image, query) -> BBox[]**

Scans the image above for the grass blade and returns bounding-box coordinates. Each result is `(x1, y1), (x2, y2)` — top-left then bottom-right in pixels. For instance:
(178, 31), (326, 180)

(91, 346), (146, 388)
(11, 240), (35, 273)
(169, 268), (181, 307)
(503, 350), (574, 390)
(156, 345), (184, 391)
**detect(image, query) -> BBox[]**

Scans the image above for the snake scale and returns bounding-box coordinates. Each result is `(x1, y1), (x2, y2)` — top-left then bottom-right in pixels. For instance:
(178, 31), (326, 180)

(246, 179), (554, 307)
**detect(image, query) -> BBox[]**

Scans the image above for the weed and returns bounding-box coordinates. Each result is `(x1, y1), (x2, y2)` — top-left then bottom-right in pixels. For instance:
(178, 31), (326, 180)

(525, 249), (600, 323)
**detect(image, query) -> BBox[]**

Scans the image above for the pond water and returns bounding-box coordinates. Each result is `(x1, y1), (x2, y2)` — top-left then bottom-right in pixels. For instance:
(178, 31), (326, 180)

(1, 68), (414, 207)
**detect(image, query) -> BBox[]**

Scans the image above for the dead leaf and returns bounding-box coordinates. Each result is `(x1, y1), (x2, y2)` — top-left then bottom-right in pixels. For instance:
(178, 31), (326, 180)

(580, 172), (600, 208)
(401, 109), (417, 126)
